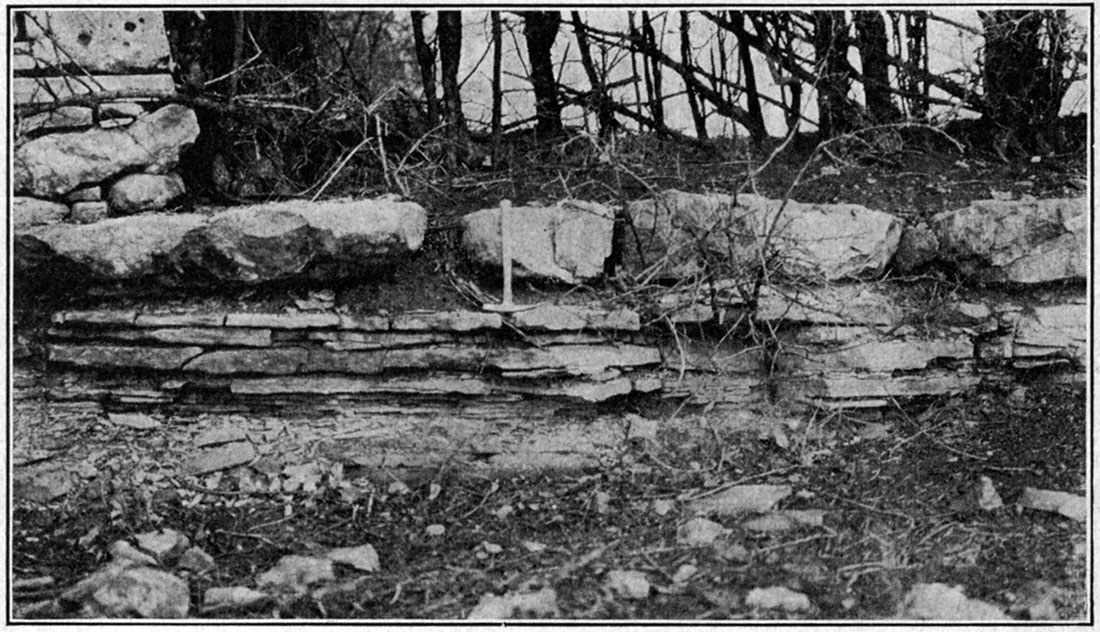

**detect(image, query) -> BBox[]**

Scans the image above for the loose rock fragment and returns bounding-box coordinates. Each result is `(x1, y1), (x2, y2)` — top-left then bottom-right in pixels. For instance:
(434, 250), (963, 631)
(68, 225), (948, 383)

(468, 587), (559, 619)
(689, 485), (791, 516)
(745, 586), (812, 612)
(62, 563), (190, 618)
(1017, 488), (1086, 522)
(183, 442), (256, 476)
(256, 555), (335, 595)
(605, 569), (651, 600)
(325, 544), (380, 572)
(108, 541), (158, 567)
(177, 547), (216, 574)
(676, 517), (729, 546)
(108, 412), (160, 429)
(203, 586), (272, 613)
(900, 583), (1009, 621)
(134, 529), (191, 563)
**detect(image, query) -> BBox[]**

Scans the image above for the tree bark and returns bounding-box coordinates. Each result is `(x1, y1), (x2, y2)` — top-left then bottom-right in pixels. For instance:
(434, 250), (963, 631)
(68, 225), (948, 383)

(523, 11), (563, 140)
(729, 11), (767, 141)
(903, 12), (928, 118)
(855, 11), (899, 123)
(491, 11), (503, 165)
(640, 11), (665, 128)
(437, 11), (467, 166)
(411, 11), (439, 127)
(813, 11), (855, 137)
(571, 11), (617, 137)
(679, 12), (708, 140)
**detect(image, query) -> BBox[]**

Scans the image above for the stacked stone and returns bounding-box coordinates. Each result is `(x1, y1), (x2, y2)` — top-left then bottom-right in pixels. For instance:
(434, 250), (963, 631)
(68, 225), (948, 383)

(13, 11), (195, 228)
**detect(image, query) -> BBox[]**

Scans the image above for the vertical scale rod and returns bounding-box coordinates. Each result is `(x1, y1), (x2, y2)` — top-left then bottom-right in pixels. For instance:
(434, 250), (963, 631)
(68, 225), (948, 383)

(499, 199), (513, 308)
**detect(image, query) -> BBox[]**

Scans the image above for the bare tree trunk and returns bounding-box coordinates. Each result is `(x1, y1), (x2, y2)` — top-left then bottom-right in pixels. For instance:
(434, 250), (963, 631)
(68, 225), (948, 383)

(491, 11), (503, 166)
(813, 11), (855, 137)
(411, 11), (439, 127)
(679, 11), (708, 140)
(523, 11), (563, 140)
(229, 12), (244, 98)
(437, 11), (467, 167)
(729, 11), (767, 142)
(855, 11), (899, 123)
(640, 11), (665, 128)
(903, 11), (928, 119)
(627, 12), (645, 126)
(571, 11), (617, 137)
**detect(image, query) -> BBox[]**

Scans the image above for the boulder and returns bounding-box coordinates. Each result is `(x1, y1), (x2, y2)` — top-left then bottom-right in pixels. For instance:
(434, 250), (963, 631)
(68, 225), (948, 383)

(461, 200), (614, 284)
(13, 197), (68, 229)
(108, 173), (186, 214)
(931, 197), (1086, 283)
(66, 186), (103, 202)
(16, 213), (207, 280)
(172, 206), (316, 283)
(14, 104), (199, 197)
(172, 198), (427, 284)
(621, 190), (902, 281)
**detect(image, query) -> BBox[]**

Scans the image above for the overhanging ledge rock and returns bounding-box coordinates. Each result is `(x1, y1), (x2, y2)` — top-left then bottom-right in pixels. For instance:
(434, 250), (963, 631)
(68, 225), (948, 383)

(15, 196), (427, 287)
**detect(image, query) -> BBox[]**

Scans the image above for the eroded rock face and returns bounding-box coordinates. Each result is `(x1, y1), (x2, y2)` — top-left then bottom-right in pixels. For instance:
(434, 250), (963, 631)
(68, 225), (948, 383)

(461, 200), (614, 284)
(621, 190), (902, 282)
(931, 197), (1087, 283)
(22, 11), (172, 74)
(14, 105), (199, 197)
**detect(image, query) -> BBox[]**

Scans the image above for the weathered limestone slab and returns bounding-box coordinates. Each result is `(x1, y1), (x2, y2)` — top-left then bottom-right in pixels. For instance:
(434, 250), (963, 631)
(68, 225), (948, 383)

(15, 104), (198, 197)
(979, 300), (1087, 367)
(134, 312), (228, 327)
(13, 197), (69, 229)
(392, 311), (501, 332)
(511, 305), (641, 332)
(462, 200), (614, 283)
(230, 375), (492, 396)
(52, 310), (138, 326)
(20, 11), (172, 74)
(778, 371), (981, 402)
(69, 200), (108, 224)
(225, 313), (339, 329)
(661, 373), (765, 406)
(50, 327), (272, 348)
(17, 213), (206, 280)
(338, 314), (391, 331)
(622, 190), (902, 281)
(310, 332), (456, 350)
(184, 348), (308, 375)
(497, 377), (634, 402)
(48, 344), (202, 370)
(780, 329), (974, 372)
(663, 340), (765, 373)
(931, 197), (1087, 283)
(297, 346), (490, 375)
(297, 196), (427, 258)
(183, 442), (256, 476)
(489, 344), (661, 376)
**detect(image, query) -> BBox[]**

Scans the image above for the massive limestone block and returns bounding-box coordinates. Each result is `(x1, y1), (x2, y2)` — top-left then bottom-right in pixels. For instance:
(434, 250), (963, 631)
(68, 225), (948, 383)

(14, 105), (199, 197)
(461, 200), (614, 284)
(16, 213), (207, 280)
(931, 197), (1087, 283)
(172, 206), (318, 283)
(21, 11), (172, 74)
(621, 190), (903, 281)
(108, 173), (186, 214)
(13, 197), (68, 229)
(172, 198), (427, 284)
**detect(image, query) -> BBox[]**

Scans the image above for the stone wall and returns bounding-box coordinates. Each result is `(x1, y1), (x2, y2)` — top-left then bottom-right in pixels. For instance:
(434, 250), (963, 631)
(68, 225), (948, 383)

(13, 11), (196, 226)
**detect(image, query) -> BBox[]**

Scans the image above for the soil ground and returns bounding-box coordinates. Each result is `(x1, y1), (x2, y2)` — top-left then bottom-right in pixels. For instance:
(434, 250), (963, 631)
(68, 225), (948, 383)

(9, 130), (1090, 621)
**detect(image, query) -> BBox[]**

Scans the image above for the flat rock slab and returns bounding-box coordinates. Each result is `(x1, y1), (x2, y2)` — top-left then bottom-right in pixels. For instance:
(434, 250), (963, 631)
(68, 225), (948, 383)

(62, 563), (190, 619)
(20, 10), (173, 74)
(52, 326), (272, 348)
(392, 311), (502, 331)
(689, 485), (792, 516)
(462, 200), (614, 284)
(13, 197), (69, 229)
(931, 197), (1087, 283)
(511, 305), (640, 332)
(48, 344), (203, 370)
(780, 330), (974, 372)
(183, 441), (256, 476)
